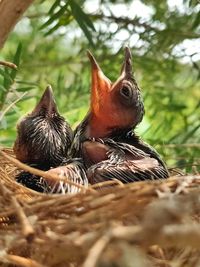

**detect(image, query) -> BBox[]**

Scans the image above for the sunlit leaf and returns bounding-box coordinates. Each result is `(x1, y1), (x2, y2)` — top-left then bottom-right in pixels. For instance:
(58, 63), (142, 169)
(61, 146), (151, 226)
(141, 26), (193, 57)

(10, 43), (22, 80)
(68, 0), (95, 46)
(48, 0), (61, 14)
(40, 3), (68, 30)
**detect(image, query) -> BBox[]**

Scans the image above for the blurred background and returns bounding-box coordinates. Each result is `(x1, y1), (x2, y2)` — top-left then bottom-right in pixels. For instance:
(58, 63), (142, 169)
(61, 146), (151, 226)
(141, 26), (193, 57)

(0, 0), (199, 172)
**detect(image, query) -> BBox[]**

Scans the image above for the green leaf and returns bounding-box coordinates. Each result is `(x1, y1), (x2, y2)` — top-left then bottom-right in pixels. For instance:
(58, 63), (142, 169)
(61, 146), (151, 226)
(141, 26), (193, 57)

(0, 69), (11, 81)
(76, 18), (94, 46)
(192, 12), (200, 29)
(44, 22), (61, 36)
(48, 0), (61, 14)
(69, 0), (95, 31)
(68, 0), (95, 46)
(6, 110), (17, 116)
(18, 95), (35, 101)
(16, 80), (37, 86)
(181, 124), (200, 143)
(40, 3), (68, 30)
(0, 85), (6, 92)
(3, 68), (11, 89)
(16, 86), (35, 92)
(189, 0), (199, 7)
(10, 43), (22, 80)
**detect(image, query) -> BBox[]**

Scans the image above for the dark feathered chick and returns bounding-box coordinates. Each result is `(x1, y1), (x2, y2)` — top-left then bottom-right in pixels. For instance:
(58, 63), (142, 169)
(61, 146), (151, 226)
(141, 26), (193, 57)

(14, 85), (72, 169)
(70, 47), (169, 184)
(14, 85), (73, 192)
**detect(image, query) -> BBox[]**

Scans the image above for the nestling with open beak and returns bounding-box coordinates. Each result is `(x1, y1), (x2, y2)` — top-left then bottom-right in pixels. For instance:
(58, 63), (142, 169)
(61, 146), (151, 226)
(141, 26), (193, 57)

(70, 47), (169, 184)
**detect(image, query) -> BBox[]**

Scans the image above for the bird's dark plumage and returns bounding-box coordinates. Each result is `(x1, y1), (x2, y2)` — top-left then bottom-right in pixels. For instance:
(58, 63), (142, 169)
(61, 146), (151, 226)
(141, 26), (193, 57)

(70, 47), (169, 184)
(44, 159), (88, 194)
(14, 85), (72, 169)
(16, 171), (51, 193)
(14, 85), (75, 192)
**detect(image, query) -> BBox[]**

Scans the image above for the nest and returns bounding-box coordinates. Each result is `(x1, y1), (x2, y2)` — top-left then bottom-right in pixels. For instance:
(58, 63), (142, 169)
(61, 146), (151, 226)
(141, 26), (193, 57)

(0, 148), (200, 267)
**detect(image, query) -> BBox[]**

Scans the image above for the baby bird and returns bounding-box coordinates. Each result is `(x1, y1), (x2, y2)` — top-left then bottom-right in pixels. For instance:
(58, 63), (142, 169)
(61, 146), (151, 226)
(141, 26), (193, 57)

(14, 85), (73, 192)
(14, 85), (72, 168)
(71, 47), (169, 184)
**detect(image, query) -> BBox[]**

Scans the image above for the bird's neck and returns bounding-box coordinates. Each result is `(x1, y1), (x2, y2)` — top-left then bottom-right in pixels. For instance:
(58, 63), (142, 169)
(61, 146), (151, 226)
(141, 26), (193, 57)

(85, 113), (112, 138)
(81, 112), (134, 140)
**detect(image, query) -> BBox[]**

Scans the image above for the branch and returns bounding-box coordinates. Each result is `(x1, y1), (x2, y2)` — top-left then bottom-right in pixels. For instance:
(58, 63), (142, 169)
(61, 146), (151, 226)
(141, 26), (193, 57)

(0, 0), (35, 48)
(91, 13), (200, 39)
(0, 60), (17, 69)
(91, 13), (156, 32)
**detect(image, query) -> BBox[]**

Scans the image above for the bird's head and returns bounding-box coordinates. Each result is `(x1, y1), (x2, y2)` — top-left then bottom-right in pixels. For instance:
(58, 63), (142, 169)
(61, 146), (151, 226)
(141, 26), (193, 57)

(14, 85), (72, 168)
(31, 84), (58, 118)
(87, 47), (144, 138)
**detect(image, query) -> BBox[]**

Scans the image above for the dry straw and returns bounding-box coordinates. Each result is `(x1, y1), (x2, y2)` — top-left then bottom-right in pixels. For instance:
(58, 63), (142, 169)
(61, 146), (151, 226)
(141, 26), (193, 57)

(0, 147), (200, 267)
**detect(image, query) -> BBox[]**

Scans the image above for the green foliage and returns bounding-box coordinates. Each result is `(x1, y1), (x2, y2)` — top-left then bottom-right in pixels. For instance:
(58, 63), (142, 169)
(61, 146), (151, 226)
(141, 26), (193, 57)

(0, 44), (21, 109)
(0, 44), (37, 145)
(0, 0), (199, 173)
(40, 0), (95, 45)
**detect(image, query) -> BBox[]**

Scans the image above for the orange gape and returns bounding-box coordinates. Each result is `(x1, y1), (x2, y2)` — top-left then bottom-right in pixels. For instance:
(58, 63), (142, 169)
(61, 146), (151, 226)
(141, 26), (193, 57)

(86, 48), (143, 139)
(71, 47), (169, 184)
(80, 47), (145, 166)
(87, 51), (112, 138)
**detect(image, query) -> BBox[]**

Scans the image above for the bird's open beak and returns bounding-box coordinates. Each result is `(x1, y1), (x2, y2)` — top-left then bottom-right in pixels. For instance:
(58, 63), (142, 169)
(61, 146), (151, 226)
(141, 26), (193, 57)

(120, 46), (133, 79)
(87, 50), (111, 112)
(32, 85), (58, 116)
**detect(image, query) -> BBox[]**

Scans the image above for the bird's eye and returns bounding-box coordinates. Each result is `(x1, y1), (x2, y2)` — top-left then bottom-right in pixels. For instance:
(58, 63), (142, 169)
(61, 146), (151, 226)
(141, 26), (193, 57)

(120, 86), (132, 98)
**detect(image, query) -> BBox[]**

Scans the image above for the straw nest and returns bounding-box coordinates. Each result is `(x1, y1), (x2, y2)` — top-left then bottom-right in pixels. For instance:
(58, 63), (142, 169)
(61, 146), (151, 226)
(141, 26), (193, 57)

(0, 148), (200, 267)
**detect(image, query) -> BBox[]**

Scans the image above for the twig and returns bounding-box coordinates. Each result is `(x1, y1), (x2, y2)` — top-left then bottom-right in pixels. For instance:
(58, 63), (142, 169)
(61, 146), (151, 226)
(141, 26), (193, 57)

(11, 195), (35, 241)
(0, 92), (27, 122)
(6, 255), (46, 267)
(0, 60), (17, 69)
(160, 224), (200, 248)
(92, 13), (156, 31)
(91, 179), (124, 189)
(111, 225), (142, 241)
(0, 182), (35, 239)
(0, 180), (11, 197)
(0, 149), (94, 192)
(98, 222), (200, 250)
(82, 233), (111, 267)
(91, 13), (200, 39)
